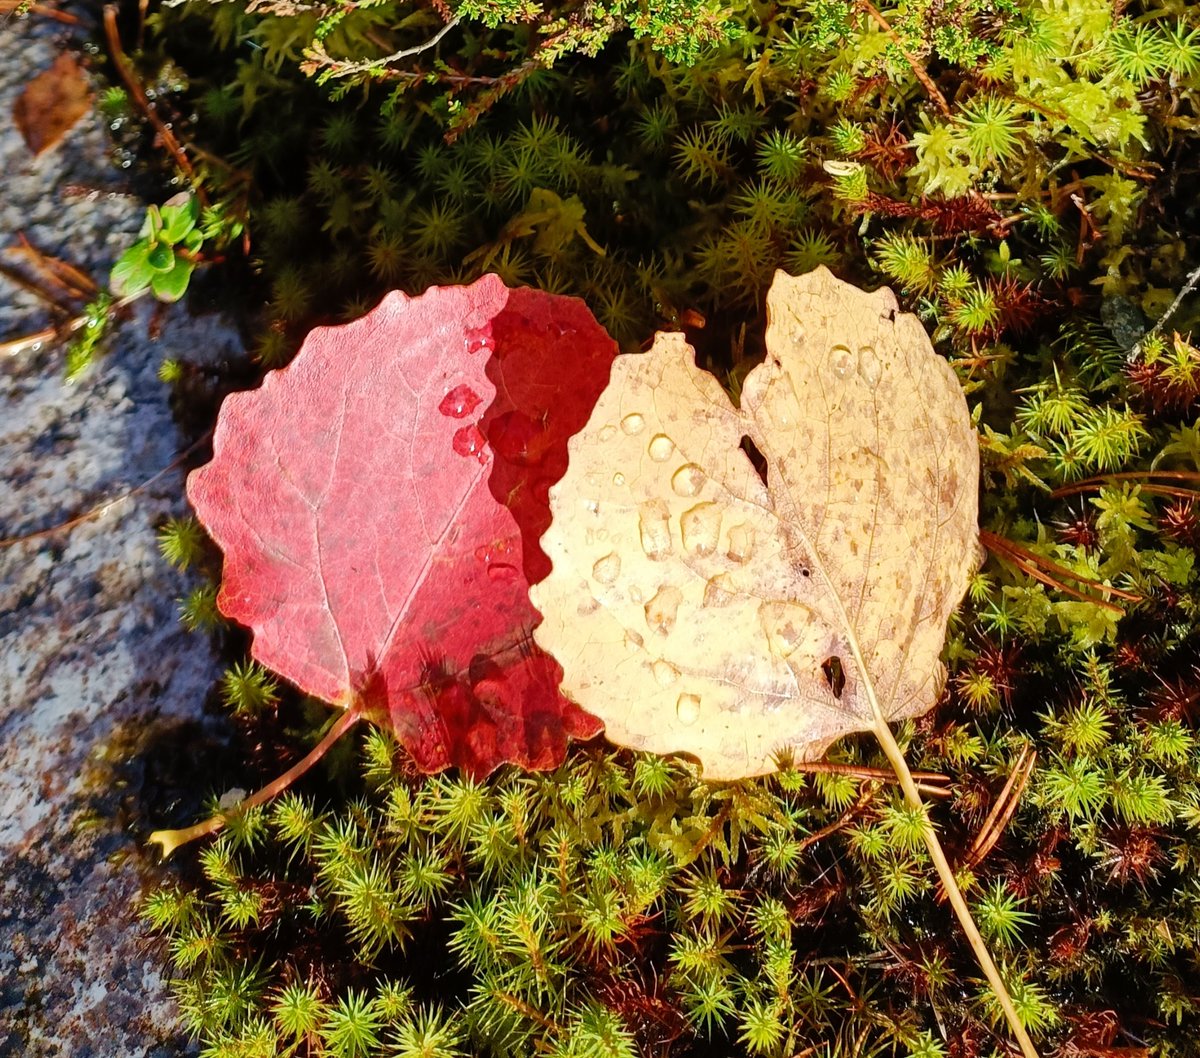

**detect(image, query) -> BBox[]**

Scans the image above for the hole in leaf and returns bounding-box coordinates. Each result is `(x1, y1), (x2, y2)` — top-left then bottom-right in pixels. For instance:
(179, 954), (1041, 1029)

(740, 435), (768, 487)
(821, 656), (846, 698)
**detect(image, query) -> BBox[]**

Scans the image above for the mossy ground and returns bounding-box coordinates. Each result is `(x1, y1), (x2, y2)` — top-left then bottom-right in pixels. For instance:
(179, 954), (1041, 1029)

(92, 0), (1200, 1054)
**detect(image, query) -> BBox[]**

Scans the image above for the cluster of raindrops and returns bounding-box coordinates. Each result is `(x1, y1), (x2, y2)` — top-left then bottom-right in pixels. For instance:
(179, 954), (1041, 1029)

(830, 343), (882, 388)
(464, 327), (493, 357)
(576, 412), (780, 734)
(474, 537), (519, 583)
(437, 380), (490, 463)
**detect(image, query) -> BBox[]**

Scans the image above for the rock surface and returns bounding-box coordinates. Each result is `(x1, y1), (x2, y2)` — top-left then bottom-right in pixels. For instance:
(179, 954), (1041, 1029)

(0, 18), (237, 1057)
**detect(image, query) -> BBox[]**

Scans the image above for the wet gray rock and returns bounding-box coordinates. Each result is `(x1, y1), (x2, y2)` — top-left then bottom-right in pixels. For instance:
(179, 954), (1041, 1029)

(1, 18), (239, 1057)
(1101, 294), (1146, 350)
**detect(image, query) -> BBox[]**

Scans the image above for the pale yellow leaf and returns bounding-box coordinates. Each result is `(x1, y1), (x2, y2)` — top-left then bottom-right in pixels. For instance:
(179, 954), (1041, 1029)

(532, 267), (980, 779)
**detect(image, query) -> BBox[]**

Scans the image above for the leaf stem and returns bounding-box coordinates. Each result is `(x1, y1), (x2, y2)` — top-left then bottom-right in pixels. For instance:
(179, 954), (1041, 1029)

(856, 0), (952, 118)
(318, 16), (461, 79)
(103, 4), (205, 201)
(870, 715), (1040, 1058)
(148, 704), (362, 858)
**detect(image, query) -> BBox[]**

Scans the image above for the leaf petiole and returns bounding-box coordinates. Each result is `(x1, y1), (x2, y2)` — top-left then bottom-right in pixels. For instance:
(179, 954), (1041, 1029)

(870, 715), (1040, 1058)
(148, 702), (363, 859)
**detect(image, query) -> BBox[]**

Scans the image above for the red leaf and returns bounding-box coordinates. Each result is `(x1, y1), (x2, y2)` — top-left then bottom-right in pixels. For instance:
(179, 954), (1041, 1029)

(189, 276), (615, 776)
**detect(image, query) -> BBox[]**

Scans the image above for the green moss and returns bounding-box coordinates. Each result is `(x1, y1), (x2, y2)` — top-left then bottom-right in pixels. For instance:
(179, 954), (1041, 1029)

(121, 0), (1200, 1052)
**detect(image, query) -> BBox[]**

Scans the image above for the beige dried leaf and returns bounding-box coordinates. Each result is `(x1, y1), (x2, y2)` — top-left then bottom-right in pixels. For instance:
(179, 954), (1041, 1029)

(532, 267), (980, 780)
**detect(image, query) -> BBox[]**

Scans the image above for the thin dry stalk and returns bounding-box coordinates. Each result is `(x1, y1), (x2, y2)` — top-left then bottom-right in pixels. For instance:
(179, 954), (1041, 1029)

(0, 0), (79, 23)
(870, 716), (1041, 1058)
(981, 529), (1141, 610)
(15, 233), (99, 300)
(102, 4), (203, 201)
(961, 745), (1036, 873)
(936, 745), (1037, 904)
(0, 428), (209, 547)
(856, 0), (951, 117)
(795, 783), (879, 854)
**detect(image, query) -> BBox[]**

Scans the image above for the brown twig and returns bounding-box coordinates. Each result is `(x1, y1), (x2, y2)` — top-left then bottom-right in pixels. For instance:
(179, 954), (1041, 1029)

(984, 530), (1142, 599)
(315, 16), (461, 79)
(0, 290), (142, 359)
(1054, 481), (1200, 503)
(15, 233), (100, 300)
(792, 760), (952, 798)
(0, 261), (77, 314)
(0, 0), (79, 23)
(0, 428), (211, 547)
(962, 746), (1036, 871)
(937, 746), (1036, 903)
(1052, 470), (1200, 497)
(0, 325), (58, 358)
(1071, 191), (1103, 264)
(102, 4), (204, 203)
(997, 551), (1127, 612)
(856, 0), (951, 118)
(795, 783), (880, 853)
(981, 528), (1141, 610)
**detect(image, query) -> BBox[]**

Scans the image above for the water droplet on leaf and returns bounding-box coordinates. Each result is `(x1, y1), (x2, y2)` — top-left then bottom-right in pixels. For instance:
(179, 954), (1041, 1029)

(598, 424), (618, 441)
(464, 328), (493, 356)
(830, 344), (854, 379)
(621, 413), (646, 435)
(858, 346), (881, 388)
(638, 500), (672, 560)
(726, 523), (755, 563)
(758, 600), (821, 661)
(647, 434), (675, 462)
(652, 659), (679, 687)
(644, 584), (683, 636)
(592, 553), (621, 584)
(676, 693), (701, 725)
(702, 572), (735, 608)
(487, 563), (519, 582)
(438, 384), (482, 419)
(671, 463), (707, 498)
(452, 424), (487, 462)
(490, 410), (545, 466)
(680, 502), (721, 556)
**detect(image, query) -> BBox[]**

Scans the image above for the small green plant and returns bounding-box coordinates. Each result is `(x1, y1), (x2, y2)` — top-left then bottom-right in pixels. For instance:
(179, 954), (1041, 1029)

(110, 192), (205, 303)
(63, 293), (115, 383)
